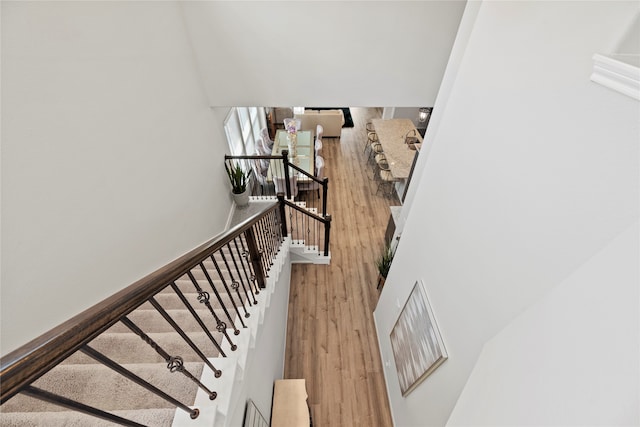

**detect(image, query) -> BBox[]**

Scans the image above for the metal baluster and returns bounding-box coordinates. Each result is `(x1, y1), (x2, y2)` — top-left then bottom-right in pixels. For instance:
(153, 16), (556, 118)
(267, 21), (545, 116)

(267, 208), (279, 255)
(295, 205), (301, 244)
(257, 216), (271, 268)
(235, 236), (258, 295)
(220, 243), (250, 310)
(80, 345), (200, 419)
(253, 216), (267, 273)
(245, 227), (267, 289)
(307, 207), (312, 251)
(219, 250), (251, 317)
(195, 262), (241, 336)
(121, 316), (217, 400)
(170, 281), (236, 352)
(259, 216), (273, 271)
(274, 206), (284, 244)
(231, 237), (258, 303)
(239, 234), (261, 295)
(229, 234), (260, 304)
(288, 203), (294, 241)
(316, 202), (321, 252)
(260, 216), (273, 273)
(148, 297), (222, 378)
(209, 255), (249, 324)
(22, 385), (150, 426)
(266, 212), (278, 265)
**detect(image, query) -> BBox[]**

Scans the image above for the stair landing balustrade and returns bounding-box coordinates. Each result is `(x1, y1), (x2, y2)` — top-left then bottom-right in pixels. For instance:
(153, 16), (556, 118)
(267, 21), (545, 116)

(225, 152), (331, 257)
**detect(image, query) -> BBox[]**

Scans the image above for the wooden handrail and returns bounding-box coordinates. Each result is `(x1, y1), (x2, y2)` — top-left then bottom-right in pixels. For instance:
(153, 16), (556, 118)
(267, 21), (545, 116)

(225, 153), (325, 185)
(276, 194), (331, 256)
(281, 198), (330, 224)
(0, 202), (279, 404)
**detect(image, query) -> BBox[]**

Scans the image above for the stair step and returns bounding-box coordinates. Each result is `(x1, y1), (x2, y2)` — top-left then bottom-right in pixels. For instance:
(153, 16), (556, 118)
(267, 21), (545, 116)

(107, 309), (234, 334)
(152, 289), (244, 311)
(0, 408), (177, 427)
(1, 362), (206, 413)
(62, 331), (224, 365)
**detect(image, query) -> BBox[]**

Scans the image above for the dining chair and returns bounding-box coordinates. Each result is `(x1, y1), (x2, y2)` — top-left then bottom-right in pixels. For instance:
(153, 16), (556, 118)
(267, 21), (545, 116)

(274, 175), (298, 199)
(260, 137), (272, 156)
(315, 138), (323, 157)
(316, 124), (324, 140)
(255, 138), (271, 171)
(261, 127), (274, 150)
(251, 158), (272, 195)
(298, 155), (325, 198)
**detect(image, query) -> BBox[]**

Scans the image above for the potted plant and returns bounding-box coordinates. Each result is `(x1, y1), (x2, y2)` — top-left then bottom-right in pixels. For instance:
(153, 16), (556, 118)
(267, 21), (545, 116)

(375, 243), (395, 290)
(224, 161), (252, 207)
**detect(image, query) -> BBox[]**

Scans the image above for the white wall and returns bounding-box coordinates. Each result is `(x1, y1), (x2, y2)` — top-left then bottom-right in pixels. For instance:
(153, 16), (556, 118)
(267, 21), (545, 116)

(447, 221), (639, 425)
(1, 1), (232, 354)
(374, 1), (639, 425)
(180, 1), (466, 107)
(0, 0), (467, 357)
(227, 251), (293, 426)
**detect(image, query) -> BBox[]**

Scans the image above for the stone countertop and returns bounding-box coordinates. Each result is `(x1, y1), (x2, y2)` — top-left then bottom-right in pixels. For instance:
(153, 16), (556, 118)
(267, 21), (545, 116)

(371, 118), (422, 179)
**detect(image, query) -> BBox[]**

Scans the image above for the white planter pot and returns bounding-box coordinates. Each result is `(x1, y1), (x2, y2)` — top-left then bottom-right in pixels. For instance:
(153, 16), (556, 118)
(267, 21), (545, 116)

(232, 190), (249, 207)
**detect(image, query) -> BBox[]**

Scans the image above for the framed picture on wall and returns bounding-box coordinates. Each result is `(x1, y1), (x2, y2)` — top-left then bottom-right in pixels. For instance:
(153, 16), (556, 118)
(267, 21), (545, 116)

(390, 280), (448, 397)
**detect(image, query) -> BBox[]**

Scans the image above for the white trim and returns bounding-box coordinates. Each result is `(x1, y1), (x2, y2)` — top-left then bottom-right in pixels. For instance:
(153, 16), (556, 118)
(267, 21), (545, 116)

(225, 202), (236, 231)
(591, 53), (640, 101)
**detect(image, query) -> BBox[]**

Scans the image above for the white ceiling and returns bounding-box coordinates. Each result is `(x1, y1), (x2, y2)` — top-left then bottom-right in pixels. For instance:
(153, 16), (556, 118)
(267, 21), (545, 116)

(180, 1), (467, 107)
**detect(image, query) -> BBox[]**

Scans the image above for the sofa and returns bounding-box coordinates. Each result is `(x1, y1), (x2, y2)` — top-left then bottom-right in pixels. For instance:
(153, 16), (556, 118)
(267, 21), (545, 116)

(294, 109), (345, 138)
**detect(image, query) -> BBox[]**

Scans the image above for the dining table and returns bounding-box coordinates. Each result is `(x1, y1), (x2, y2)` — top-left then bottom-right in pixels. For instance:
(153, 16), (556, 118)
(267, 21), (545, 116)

(371, 118), (422, 179)
(268, 129), (316, 182)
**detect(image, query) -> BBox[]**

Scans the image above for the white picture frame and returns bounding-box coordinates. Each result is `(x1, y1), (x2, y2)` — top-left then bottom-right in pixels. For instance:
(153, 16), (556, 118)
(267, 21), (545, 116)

(390, 280), (448, 396)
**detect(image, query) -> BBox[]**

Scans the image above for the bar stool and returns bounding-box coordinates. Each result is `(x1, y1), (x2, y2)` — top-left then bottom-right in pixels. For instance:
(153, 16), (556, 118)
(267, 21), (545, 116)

(364, 130), (378, 154)
(376, 163), (399, 197)
(370, 153), (389, 181)
(368, 138), (384, 165)
(366, 121), (375, 133)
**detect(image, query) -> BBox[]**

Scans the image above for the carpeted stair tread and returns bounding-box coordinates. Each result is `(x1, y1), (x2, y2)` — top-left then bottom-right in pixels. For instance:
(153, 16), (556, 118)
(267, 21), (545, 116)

(151, 289), (243, 311)
(156, 281), (253, 309)
(62, 331), (224, 365)
(108, 308), (234, 334)
(181, 269), (240, 282)
(0, 408), (176, 427)
(1, 362), (205, 413)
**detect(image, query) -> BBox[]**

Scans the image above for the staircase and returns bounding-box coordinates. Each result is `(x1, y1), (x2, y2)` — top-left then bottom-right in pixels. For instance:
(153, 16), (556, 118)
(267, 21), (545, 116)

(262, 196), (330, 265)
(0, 199), (316, 427)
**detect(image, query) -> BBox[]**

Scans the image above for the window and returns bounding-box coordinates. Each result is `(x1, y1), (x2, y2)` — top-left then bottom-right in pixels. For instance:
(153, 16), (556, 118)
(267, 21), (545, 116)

(224, 107), (268, 155)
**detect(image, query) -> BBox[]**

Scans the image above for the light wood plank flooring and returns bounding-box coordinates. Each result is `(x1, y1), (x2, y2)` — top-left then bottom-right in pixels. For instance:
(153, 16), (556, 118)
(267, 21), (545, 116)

(284, 107), (399, 426)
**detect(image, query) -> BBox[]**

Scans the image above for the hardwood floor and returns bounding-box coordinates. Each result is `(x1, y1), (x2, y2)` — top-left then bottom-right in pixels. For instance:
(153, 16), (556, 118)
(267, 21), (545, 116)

(284, 107), (399, 426)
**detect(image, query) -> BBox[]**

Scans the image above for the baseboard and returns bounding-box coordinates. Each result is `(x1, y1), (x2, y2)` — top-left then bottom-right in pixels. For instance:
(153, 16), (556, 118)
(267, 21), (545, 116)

(225, 203), (237, 230)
